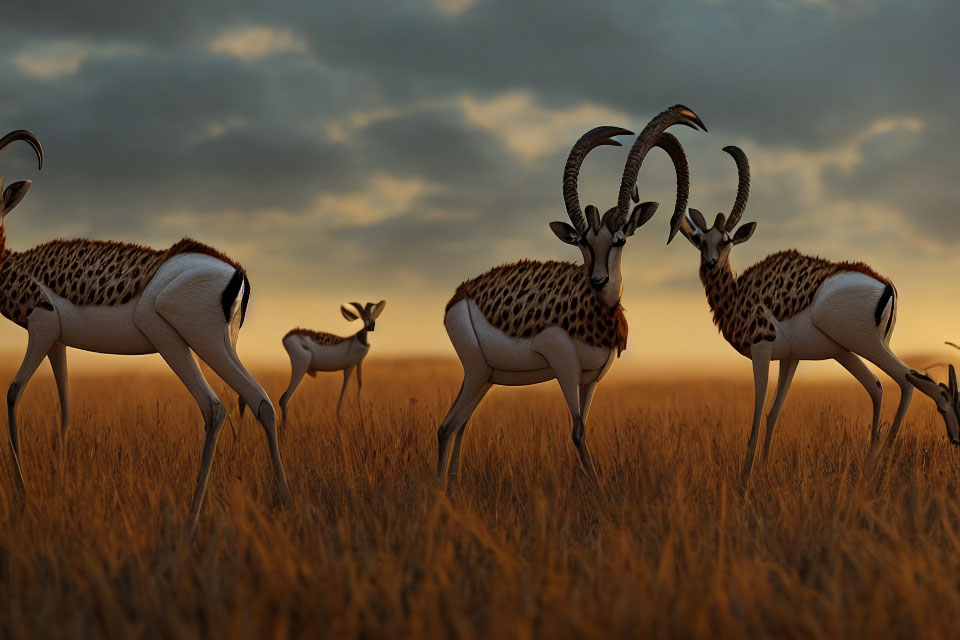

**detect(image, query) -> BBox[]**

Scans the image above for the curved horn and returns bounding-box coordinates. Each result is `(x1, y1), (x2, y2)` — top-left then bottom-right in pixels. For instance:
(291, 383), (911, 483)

(722, 146), (750, 231)
(650, 133), (690, 244)
(563, 126), (633, 233)
(0, 130), (43, 170)
(616, 105), (706, 231)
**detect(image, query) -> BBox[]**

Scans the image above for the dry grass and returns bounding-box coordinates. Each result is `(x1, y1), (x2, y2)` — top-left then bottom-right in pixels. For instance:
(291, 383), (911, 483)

(1, 359), (959, 639)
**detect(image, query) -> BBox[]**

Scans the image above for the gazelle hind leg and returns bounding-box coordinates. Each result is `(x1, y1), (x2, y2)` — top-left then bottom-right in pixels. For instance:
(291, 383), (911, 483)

(279, 342), (311, 427)
(439, 301), (492, 481)
(7, 309), (61, 492)
(446, 381), (492, 479)
(148, 269), (291, 508)
(762, 359), (798, 461)
(834, 351), (883, 447)
(437, 373), (490, 480)
(47, 343), (69, 446)
(811, 283), (911, 445)
(131, 311), (225, 536)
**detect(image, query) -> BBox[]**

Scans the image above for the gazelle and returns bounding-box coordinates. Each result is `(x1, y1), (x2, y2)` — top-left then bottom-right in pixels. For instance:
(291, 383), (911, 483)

(437, 105), (706, 482)
(244, 300), (385, 424)
(0, 130), (290, 535)
(673, 142), (960, 481)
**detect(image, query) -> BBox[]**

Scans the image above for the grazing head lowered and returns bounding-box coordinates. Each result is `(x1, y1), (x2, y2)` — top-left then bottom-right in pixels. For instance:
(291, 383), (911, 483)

(907, 364), (960, 445)
(549, 105), (707, 307)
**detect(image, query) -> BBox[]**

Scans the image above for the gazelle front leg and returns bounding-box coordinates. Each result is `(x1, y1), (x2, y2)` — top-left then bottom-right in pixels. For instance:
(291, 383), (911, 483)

(743, 341), (772, 484)
(579, 381), (598, 426)
(534, 332), (597, 481)
(762, 359), (798, 460)
(47, 343), (69, 447)
(7, 308), (62, 493)
(355, 359), (364, 414)
(336, 366), (355, 418)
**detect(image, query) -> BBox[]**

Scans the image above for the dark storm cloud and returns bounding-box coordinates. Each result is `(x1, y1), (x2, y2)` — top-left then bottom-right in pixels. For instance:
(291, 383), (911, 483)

(0, 0), (958, 294)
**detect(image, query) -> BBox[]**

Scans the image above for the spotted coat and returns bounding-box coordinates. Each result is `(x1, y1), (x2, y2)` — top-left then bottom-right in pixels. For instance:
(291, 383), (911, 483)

(701, 249), (891, 356)
(0, 237), (245, 327)
(286, 328), (349, 346)
(446, 259), (628, 355)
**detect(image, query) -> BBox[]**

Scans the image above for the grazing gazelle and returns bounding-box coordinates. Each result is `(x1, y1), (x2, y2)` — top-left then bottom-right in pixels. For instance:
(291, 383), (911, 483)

(437, 105), (706, 482)
(0, 130), (290, 534)
(674, 142), (960, 481)
(244, 300), (385, 424)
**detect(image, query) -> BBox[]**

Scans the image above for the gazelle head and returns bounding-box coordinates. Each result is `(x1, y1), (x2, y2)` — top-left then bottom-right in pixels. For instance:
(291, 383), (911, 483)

(550, 105), (707, 307)
(341, 300), (386, 332)
(677, 145), (757, 271)
(0, 130), (43, 226)
(906, 365), (960, 445)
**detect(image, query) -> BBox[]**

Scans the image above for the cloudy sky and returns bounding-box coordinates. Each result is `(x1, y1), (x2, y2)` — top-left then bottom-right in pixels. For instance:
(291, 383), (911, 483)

(0, 0), (957, 374)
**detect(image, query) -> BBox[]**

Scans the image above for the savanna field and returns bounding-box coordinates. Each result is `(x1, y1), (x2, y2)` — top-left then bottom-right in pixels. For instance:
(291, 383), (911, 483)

(1, 359), (958, 639)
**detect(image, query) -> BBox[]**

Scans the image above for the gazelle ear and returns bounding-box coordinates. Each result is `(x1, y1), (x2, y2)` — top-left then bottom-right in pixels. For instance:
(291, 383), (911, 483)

(688, 208), (707, 232)
(2, 180), (31, 216)
(625, 201), (658, 236)
(549, 221), (579, 245)
(371, 299), (386, 319)
(341, 305), (360, 321)
(732, 222), (757, 245)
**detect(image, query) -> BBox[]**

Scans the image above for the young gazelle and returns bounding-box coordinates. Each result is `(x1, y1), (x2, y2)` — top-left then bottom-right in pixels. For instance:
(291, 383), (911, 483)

(260, 300), (385, 424)
(673, 142), (960, 481)
(0, 130), (290, 534)
(438, 105), (706, 482)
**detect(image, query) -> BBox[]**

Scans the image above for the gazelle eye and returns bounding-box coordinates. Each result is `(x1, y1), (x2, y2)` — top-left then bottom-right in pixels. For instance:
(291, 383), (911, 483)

(612, 237), (625, 247)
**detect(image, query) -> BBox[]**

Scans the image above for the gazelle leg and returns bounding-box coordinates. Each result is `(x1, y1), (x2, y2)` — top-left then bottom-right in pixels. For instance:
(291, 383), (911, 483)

(743, 342), (772, 484)
(534, 336), (596, 481)
(580, 381), (598, 426)
(171, 327), (291, 510)
(134, 313), (226, 535)
(7, 310), (61, 493)
(355, 360), (363, 414)
(762, 359), (798, 460)
(447, 381), (492, 480)
(279, 344), (311, 428)
(147, 276), (292, 513)
(437, 372), (490, 480)
(47, 342), (70, 446)
(834, 351), (883, 447)
(336, 366), (354, 418)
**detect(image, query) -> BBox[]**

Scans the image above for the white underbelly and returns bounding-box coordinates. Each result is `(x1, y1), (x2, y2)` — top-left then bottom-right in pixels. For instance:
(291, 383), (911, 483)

(769, 306), (841, 361)
(51, 294), (155, 354)
(446, 300), (612, 385)
(306, 339), (366, 371)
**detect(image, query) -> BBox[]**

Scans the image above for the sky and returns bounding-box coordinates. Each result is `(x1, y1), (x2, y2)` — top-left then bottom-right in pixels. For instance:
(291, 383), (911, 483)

(0, 0), (958, 376)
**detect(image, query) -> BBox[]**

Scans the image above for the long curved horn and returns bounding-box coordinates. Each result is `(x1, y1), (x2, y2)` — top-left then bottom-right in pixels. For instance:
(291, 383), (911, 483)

(650, 133), (690, 244)
(0, 130), (43, 170)
(563, 126), (633, 233)
(722, 145), (750, 231)
(616, 105), (706, 231)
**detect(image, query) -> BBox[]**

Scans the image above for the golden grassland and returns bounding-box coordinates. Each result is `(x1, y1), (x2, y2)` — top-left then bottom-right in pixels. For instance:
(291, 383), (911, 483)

(1, 358), (959, 639)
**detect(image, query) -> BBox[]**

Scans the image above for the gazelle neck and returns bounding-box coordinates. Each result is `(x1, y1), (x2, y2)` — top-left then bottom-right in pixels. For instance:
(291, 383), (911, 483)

(699, 257), (738, 341)
(354, 328), (369, 347)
